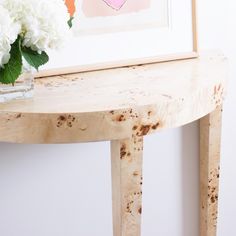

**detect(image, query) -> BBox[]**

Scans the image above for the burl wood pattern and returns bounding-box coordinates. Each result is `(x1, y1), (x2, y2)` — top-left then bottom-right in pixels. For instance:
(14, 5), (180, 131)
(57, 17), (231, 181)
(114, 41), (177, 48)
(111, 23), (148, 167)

(111, 137), (143, 236)
(200, 106), (222, 236)
(0, 52), (227, 144)
(0, 52), (227, 236)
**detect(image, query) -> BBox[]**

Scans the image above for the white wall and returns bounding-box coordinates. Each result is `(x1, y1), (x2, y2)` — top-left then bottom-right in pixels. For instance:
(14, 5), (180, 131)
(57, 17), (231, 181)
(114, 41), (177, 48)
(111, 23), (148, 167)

(0, 0), (234, 235)
(203, 1), (236, 235)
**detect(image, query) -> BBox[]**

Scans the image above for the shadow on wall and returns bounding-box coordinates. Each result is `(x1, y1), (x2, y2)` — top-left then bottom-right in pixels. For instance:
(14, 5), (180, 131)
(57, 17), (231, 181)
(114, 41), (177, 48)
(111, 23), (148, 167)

(181, 122), (200, 236)
(142, 121), (199, 236)
(0, 122), (199, 236)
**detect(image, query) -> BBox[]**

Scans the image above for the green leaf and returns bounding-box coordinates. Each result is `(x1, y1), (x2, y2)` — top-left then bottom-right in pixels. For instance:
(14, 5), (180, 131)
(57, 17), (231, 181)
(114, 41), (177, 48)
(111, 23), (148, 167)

(21, 47), (49, 71)
(68, 16), (74, 28)
(0, 37), (23, 85)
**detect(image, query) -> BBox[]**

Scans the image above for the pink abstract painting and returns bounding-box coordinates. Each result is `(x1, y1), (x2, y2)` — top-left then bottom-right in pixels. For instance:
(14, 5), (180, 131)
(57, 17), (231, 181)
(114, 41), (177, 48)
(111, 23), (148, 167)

(103, 0), (127, 10)
(82, 0), (151, 17)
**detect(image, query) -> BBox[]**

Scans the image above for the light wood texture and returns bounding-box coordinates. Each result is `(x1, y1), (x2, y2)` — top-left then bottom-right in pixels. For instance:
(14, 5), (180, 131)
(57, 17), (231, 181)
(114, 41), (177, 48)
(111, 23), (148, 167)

(0, 52), (227, 236)
(36, 52), (198, 78)
(0, 52), (227, 144)
(192, 0), (198, 52)
(200, 106), (222, 236)
(111, 137), (143, 236)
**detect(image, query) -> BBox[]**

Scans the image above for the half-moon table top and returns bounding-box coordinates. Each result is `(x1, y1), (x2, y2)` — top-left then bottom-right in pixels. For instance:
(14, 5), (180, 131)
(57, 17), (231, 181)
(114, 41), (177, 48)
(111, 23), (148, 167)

(0, 51), (228, 144)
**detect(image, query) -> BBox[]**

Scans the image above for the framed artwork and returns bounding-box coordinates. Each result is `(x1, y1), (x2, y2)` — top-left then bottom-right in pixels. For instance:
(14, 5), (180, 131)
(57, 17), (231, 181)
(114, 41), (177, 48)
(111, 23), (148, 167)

(38, 0), (198, 76)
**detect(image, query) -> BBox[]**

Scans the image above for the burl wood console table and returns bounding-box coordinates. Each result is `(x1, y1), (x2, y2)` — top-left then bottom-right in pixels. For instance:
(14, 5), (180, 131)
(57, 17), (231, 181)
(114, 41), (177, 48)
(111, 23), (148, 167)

(0, 52), (227, 236)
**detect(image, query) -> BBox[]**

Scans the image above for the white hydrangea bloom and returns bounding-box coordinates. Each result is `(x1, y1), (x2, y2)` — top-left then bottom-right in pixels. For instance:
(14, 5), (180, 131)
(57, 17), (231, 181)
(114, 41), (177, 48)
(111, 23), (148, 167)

(3, 0), (70, 53)
(0, 5), (20, 67)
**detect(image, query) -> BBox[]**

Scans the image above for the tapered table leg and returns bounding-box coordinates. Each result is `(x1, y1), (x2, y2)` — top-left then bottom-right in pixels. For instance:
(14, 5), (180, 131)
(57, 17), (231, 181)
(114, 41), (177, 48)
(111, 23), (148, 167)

(200, 106), (222, 236)
(111, 137), (143, 236)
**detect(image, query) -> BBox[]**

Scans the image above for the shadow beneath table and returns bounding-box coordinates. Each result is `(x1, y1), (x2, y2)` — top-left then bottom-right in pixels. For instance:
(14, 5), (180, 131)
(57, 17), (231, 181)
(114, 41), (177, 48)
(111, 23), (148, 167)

(181, 122), (200, 236)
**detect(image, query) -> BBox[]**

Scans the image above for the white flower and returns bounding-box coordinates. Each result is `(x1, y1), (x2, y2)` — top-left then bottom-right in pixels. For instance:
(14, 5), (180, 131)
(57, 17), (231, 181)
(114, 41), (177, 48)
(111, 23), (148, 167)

(0, 5), (20, 68)
(3, 0), (70, 53)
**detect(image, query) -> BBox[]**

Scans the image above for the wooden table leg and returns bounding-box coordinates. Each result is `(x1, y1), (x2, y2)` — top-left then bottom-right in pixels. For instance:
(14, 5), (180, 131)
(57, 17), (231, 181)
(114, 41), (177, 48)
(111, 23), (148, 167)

(200, 106), (222, 236)
(111, 137), (143, 236)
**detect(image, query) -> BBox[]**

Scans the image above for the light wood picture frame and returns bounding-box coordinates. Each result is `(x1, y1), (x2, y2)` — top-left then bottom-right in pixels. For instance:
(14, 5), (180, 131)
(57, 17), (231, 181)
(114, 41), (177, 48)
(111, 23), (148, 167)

(37, 0), (198, 77)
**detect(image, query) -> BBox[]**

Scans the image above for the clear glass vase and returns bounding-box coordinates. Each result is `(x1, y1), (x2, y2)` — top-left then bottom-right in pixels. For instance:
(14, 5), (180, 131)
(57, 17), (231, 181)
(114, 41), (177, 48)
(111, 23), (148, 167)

(0, 65), (34, 103)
